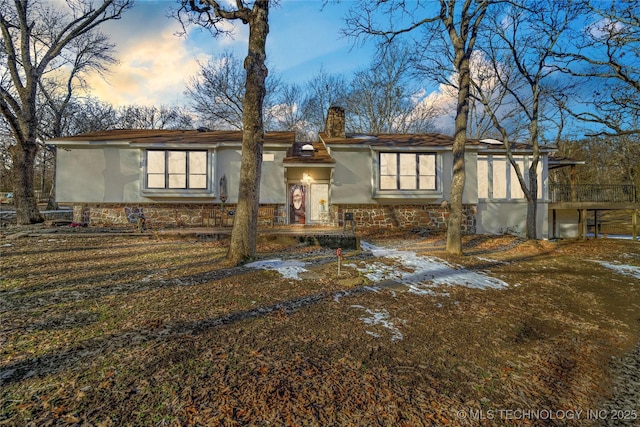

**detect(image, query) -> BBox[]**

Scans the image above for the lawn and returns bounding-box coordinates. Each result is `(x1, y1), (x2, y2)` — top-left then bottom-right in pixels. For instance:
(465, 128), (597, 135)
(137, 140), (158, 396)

(1, 231), (639, 426)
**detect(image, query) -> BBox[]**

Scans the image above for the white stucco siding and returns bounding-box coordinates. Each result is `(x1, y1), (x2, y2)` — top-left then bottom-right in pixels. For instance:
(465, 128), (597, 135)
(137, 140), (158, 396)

(56, 147), (143, 203)
(550, 209), (580, 239)
(330, 150), (374, 204)
(260, 151), (286, 203)
(477, 200), (549, 239)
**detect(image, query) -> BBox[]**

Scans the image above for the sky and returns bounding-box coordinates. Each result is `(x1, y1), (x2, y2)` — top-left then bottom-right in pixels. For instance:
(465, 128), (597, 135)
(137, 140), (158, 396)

(87, 0), (380, 107)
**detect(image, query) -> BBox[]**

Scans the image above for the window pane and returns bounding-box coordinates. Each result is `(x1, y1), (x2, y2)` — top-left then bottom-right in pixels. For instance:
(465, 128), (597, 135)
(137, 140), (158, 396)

(189, 152), (207, 174)
(419, 175), (436, 190)
(380, 176), (397, 190)
(380, 153), (396, 175)
(148, 174), (165, 188)
(169, 174), (186, 188)
(400, 176), (417, 189)
(399, 154), (416, 176)
(147, 151), (165, 173)
(493, 156), (507, 199)
(168, 151), (186, 174)
(419, 154), (435, 175)
(478, 157), (489, 198)
(189, 174), (207, 189)
(510, 157), (525, 199)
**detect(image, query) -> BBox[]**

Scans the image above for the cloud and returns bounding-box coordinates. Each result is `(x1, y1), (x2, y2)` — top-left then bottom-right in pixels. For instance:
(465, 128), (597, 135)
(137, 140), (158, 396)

(81, 1), (249, 107)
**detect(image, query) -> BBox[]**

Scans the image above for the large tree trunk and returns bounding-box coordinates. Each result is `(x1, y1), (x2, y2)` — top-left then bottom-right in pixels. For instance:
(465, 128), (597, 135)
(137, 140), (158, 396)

(226, 0), (269, 265)
(446, 56), (471, 256)
(9, 142), (44, 225)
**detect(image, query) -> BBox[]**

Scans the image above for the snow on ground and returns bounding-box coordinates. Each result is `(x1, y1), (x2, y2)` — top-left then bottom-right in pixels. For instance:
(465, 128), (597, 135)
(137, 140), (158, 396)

(357, 241), (509, 292)
(593, 260), (640, 280)
(245, 259), (308, 280)
(350, 305), (405, 341)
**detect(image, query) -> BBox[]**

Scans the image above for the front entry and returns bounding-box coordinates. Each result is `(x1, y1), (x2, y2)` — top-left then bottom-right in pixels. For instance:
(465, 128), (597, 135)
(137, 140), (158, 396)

(289, 184), (306, 224)
(288, 183), (330, 225)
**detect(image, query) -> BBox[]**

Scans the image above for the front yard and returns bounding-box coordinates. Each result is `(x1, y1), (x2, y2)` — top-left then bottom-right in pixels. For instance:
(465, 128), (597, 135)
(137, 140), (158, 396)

(1, 231), (639, 426)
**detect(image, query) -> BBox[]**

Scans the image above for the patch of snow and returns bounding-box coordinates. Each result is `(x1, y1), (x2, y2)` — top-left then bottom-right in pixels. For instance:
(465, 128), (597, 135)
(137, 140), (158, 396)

(359, 241), (509, 291)
(351, 305), (405, 342)
(593, 260), (640, 280)
(245, 259), (308, 280)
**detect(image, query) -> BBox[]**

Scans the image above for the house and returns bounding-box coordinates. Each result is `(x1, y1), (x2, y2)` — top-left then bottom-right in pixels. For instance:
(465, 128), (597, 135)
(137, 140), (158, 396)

(50, 107), (561, 238)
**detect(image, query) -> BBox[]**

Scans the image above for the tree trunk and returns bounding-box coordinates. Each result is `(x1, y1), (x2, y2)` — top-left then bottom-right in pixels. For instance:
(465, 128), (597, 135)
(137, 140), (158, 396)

(526, 165), (538, 239)
(226, 0), (269, 265)
(446, 56), (471, 256)
(9, 142), (44, 225)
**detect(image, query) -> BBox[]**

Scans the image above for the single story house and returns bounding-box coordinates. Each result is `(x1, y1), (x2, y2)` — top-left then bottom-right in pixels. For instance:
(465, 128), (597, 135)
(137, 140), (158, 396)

(49, 107), (559, 238)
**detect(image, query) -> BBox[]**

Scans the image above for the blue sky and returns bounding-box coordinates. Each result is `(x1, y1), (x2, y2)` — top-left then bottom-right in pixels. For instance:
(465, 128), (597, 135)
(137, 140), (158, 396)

(87, 0), (379, 107)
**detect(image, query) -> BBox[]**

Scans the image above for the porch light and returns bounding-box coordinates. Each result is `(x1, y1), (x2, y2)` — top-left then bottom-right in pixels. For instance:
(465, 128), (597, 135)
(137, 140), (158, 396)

(303, 173), (312, 183)
(301, 144), (314, 157)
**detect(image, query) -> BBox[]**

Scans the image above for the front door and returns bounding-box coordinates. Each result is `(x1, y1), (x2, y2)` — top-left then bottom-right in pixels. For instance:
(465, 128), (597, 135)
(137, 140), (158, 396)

(289, 184), (306, 224)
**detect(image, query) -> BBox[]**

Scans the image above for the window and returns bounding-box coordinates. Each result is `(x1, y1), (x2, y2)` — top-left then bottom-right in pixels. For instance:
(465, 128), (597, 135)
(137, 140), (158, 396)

(379, 153), (436, 191)
(146, 150), (207, 189)
(478, 155), (542, 200)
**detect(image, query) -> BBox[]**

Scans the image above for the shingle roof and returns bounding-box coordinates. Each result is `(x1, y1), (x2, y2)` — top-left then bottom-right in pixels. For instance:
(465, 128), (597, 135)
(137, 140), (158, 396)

(320, 132), (552, 152)
(283, 141), (335, 164)
(49, 129), (295, 145)
(320, 132), (461, 147)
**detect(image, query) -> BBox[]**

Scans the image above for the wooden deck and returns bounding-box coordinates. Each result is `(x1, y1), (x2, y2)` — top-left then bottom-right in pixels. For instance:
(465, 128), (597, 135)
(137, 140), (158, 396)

(548, 184), (639, 240)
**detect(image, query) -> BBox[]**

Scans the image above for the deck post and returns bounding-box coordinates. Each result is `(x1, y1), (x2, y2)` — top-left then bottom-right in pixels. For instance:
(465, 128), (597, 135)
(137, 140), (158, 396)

(594, 210), (598, 238)
(633, 209), (638, 241)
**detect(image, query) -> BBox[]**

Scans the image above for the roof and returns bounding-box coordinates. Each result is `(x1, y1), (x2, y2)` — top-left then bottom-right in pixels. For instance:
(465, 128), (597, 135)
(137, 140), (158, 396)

(320, 132), (460, 147)
(49, 129), (296, 146)
(320, 132), (552, 152)
(548, 155), (586, 170)
(283, 141), (335, 164)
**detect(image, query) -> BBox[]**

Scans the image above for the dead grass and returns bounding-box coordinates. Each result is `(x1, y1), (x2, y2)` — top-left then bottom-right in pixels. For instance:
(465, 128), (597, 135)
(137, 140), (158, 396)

(1, 232), (639, 426)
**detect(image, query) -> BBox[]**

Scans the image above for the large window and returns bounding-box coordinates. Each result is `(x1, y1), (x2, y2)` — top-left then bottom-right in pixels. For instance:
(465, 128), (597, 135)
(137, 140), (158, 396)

(146, 150), (208, 189)
(379, 152), (437, 191)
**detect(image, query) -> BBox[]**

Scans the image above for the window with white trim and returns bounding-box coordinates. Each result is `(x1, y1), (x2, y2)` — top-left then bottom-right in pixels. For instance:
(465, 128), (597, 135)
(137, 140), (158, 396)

(379, 152), (437, 191)
(146, 150), (208, 189)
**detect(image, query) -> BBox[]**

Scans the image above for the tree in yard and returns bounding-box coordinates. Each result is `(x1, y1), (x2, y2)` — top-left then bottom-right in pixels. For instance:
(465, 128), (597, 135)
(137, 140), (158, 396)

(176, 0), (270, 265)
(0, 0), (132, 225)
(471, 0), (582, 239)
(556, 0), (640, 137)
(345, 0), (489, 255)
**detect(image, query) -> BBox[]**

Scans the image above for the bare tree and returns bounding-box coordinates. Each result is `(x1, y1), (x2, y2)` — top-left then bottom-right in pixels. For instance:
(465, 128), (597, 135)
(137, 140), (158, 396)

(0, 0), (132, 224)
(116, 105), (193, 130)
(556, 0), (640, 137)
(176, 0), (270, 265)
(269, 82), (311, 140)
(185, 51), (281, 131)
(345, 0), (489, 255)
(36, 31), (117, 210)
(472, 0), (582, 239)
(345, 46), (438, 134)
(300, 66), (348, 136)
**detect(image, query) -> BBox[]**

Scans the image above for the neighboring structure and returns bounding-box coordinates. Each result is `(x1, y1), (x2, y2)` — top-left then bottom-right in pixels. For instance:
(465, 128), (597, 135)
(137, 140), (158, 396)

(50, 107), (564, 238)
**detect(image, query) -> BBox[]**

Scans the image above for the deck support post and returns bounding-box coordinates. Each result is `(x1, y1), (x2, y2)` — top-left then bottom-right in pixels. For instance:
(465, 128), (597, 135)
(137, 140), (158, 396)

(633, 210), (638, 241)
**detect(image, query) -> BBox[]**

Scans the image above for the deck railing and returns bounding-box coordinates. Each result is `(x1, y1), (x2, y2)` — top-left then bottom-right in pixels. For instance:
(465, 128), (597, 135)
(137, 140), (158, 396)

(550, 184), (637, 203)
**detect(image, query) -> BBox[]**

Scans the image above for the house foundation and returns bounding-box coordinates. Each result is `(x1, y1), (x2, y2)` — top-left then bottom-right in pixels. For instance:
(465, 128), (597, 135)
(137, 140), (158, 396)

(72, 203), (476, 234)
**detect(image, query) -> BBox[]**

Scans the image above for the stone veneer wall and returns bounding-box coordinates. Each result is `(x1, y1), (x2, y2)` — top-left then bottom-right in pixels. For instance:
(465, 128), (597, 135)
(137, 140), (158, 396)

(330, 204), (477, 234)
(73, 202), (476, 233)
(73, 203), (287, 228)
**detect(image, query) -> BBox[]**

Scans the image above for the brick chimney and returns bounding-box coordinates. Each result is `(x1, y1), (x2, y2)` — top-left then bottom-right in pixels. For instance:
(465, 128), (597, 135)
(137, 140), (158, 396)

(325, 106), (345, 138)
